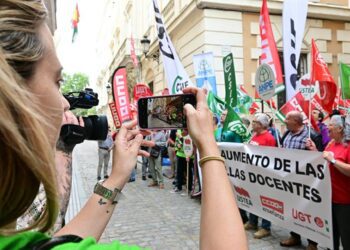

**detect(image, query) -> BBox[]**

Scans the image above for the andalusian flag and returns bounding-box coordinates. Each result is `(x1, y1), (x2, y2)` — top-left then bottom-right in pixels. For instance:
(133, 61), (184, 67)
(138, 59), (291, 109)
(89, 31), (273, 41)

(72, 3), (80, 43)
(340, 62), (350, 100)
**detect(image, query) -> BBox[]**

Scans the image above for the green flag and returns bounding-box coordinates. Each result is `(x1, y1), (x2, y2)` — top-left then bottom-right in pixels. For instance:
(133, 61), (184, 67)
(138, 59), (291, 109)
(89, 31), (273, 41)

(207, 91), (251, 142)
(223, 106), (251, 142)
(223, 53), (237, 108)
(236, 88), (255, 114)
(340, 62), (350, 100)
(207, 91), (226, 116)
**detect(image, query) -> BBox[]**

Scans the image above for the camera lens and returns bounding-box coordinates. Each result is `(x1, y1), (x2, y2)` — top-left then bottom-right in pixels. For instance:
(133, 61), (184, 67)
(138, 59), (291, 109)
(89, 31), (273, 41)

(82, 115), (108, 140)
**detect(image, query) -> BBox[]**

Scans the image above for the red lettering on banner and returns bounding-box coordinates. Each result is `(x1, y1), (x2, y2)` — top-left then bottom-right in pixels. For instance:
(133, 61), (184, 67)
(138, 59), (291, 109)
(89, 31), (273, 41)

(109, 102), (121, 128)
(292, 208), (312, 224)
(113, 67), (132, 123)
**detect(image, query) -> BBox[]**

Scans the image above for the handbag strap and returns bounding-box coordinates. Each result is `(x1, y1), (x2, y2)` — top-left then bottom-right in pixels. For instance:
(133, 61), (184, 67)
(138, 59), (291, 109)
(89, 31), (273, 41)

(28, 234), (83, 250)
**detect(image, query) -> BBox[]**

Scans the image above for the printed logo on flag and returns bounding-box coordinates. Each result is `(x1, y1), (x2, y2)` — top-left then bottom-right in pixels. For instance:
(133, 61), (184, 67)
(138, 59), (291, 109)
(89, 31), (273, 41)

(227, 120), (248, 137)
(172, 75), (190, 94)
(297, 74), (318, 101)
(255, 64), (276, 101)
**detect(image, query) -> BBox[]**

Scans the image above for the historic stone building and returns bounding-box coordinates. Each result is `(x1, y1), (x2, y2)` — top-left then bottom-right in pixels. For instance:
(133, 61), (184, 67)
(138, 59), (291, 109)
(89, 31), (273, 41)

(93, 0), (350, 120)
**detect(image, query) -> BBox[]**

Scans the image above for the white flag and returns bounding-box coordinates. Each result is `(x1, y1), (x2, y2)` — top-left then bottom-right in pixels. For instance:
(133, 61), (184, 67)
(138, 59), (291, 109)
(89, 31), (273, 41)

(153, 0), (193, 94)
(283, 0), (308, 101)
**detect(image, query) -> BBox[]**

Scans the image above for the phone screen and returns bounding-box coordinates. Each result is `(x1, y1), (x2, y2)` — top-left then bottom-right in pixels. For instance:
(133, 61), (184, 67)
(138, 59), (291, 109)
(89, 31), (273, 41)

(138, 94), (196, 129)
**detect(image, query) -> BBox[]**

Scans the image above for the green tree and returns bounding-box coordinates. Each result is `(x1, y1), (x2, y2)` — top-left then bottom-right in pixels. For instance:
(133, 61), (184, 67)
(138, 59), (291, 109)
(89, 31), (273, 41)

(62, 72), (96, 116)
(61, 72), (89, 93)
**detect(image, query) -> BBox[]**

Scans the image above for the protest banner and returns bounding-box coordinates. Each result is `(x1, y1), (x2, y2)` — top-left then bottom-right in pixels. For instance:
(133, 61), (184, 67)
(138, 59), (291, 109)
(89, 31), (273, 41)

(259, 0), (284, 94)
(283, 0), (308, 101)
(108, 102), (121, 128)
(310, 39), (337, 114)
(193, 52), (217, 94)
(255, 63), (276, 101)
(340, 62), (350, 100)
(219, 143), (332, 249)
(112, 66), (132, 124)
(223, 53), (237, 108)
(152, 0), (194, 94)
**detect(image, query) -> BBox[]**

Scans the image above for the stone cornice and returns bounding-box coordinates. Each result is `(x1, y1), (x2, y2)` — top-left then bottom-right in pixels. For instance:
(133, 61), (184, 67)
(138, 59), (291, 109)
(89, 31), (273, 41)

(196, 0), (350, 21)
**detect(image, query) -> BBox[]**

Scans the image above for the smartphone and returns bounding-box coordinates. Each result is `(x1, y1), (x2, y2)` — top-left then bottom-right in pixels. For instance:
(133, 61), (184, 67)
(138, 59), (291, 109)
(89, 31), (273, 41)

(137, 94), (196, 130)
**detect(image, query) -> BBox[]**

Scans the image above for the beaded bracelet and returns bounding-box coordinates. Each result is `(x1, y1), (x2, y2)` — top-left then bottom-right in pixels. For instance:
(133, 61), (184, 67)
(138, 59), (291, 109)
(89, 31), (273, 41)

(199, 156), (225, 167)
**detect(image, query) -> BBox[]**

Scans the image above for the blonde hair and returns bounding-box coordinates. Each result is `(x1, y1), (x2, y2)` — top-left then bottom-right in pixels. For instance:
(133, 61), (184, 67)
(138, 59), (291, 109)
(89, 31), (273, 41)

(0, 0), (58, 234)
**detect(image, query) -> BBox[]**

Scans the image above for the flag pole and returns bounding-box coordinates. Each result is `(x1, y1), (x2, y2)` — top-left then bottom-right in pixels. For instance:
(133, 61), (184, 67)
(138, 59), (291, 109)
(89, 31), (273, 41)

(308, 80), (312, 139)
(266, 100), (280, 148)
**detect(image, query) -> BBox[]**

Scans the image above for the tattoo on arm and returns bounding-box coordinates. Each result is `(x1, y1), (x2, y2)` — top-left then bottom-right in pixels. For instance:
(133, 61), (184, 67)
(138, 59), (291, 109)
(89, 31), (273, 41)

(98, 198), (107, 205)
(56, 137), (76, 154)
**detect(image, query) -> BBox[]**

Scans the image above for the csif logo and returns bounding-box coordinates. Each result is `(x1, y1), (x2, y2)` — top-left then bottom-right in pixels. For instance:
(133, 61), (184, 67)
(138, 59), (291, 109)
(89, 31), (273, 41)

(224, 56), (233, 73)
(172, 75), (189, 94)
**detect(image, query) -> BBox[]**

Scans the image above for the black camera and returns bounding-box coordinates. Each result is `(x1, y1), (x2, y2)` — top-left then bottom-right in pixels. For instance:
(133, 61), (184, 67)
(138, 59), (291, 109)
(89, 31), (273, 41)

(60, 88), (108, 145)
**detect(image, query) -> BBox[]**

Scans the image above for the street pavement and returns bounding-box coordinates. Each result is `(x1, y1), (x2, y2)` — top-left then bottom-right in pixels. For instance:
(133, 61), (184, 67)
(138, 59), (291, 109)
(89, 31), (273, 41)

(66, 140), (325, 250)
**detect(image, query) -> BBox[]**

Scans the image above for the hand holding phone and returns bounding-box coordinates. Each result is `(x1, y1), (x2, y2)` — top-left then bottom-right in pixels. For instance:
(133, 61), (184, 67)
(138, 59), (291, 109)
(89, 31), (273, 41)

(137, 94), (196, 130)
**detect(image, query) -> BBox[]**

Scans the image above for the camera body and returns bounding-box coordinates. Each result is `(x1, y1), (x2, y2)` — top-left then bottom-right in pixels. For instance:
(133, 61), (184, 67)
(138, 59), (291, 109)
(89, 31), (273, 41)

(60, 88), (108, 145)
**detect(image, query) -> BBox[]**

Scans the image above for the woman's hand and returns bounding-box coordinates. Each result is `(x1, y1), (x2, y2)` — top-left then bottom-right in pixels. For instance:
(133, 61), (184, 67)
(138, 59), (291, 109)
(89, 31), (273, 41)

(305, 138), (317, 151)
(323, 151), (334, 162)
(182, 87), (218, 156)
(62, 110), (84, 126)
(110, 120), (153, 189)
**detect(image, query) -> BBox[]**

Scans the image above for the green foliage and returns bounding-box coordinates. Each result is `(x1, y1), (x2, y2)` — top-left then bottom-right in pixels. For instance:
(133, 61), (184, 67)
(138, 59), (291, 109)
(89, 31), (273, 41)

(61, 72), (89, 94)
(61, 72), (92, 116)
(73, 106), (97, 116)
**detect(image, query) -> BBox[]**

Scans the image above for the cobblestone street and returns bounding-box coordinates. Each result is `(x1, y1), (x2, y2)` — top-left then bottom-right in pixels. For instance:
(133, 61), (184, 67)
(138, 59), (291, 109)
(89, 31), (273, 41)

(67, 141), (323, 250)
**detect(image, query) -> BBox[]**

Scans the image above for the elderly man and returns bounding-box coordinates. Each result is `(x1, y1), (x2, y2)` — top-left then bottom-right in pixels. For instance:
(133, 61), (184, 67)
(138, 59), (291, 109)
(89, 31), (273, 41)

(280, 111), (323, 250)
(244, 113), (276, 239)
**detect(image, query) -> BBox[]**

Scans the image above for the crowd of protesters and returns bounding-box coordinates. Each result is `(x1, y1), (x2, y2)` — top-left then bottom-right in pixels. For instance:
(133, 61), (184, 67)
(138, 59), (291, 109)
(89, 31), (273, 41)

(139, 107), (350, 250)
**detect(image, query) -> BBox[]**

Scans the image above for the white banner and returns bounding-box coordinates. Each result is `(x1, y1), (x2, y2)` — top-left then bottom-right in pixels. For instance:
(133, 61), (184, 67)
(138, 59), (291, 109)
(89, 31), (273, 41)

(152, 0), (194, 94)
(283, 0), (308, 101)
(219, 143), (333, 249)
(193, 52), (217, 94)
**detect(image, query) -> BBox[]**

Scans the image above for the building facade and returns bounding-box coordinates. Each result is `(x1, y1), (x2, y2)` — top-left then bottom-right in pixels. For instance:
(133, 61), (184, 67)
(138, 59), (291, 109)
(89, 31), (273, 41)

(94, 0), (350, 125)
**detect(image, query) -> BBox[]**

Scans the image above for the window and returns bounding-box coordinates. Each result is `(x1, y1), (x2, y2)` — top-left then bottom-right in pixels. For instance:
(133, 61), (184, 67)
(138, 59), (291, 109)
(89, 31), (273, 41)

(148, 81), (154, 94)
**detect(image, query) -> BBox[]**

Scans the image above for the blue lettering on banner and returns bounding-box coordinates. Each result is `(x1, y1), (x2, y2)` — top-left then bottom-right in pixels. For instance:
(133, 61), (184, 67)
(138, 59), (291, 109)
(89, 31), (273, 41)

(259, 80), (273, 93)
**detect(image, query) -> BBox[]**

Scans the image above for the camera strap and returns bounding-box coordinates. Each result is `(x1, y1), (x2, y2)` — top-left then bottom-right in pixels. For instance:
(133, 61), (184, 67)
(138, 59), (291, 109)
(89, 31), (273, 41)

(60, 124), (85, 146)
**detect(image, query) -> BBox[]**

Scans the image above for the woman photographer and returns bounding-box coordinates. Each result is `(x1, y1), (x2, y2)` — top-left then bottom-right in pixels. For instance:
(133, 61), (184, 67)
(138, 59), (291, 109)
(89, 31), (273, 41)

(0, 1), (247, 249)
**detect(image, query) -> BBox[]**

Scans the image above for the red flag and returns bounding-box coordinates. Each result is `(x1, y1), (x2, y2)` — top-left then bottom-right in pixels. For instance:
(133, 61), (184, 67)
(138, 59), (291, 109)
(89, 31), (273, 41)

(162, 88), (170, 95)
(133, 83), (153, 102)
(334, 88), (350, 115)
(239, 85), (260, 114)
(130, 35), (139, 67)
(112, 67), (132, 123)
(259, 0), (283, 88)
(310, 39), (337, 114)
(278, 92), (319, 132)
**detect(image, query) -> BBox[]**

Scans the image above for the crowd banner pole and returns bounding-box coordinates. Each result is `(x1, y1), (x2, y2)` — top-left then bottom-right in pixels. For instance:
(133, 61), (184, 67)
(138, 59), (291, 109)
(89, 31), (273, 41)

(308, 83), (312, 139)
(186, 157), (189, 194)
(271, 106), (280, 148)
(183, 135), (194, 195)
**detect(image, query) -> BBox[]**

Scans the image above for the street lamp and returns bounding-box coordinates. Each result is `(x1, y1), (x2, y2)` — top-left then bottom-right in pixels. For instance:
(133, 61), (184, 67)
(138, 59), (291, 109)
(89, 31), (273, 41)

(140, 35), (159, 63)
(106, 84), (111, 94)
(140, 35), (151, 56)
